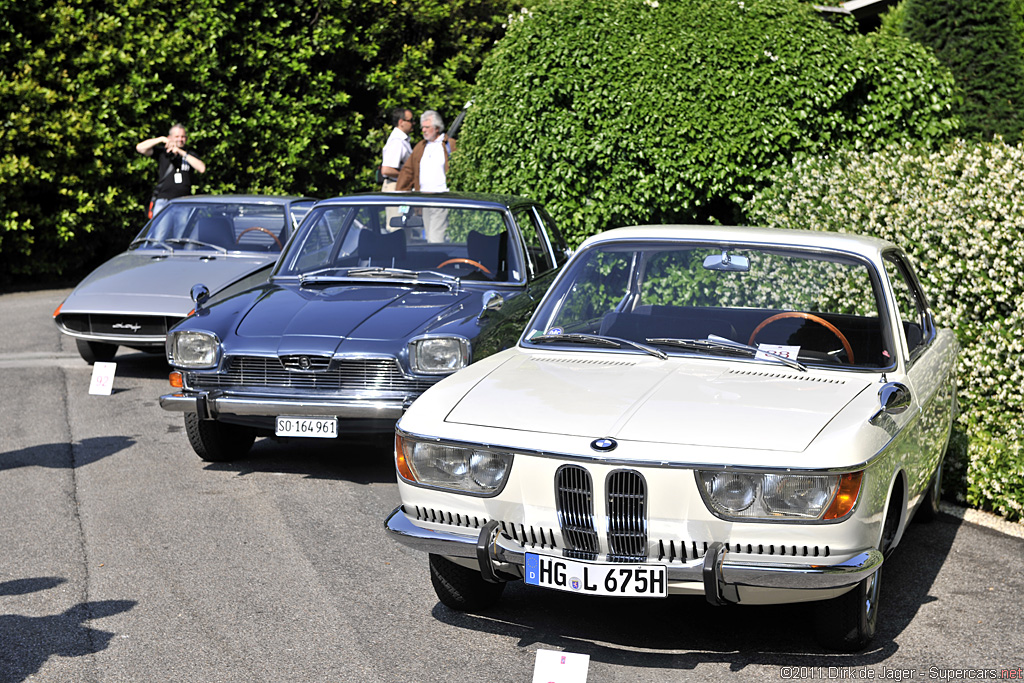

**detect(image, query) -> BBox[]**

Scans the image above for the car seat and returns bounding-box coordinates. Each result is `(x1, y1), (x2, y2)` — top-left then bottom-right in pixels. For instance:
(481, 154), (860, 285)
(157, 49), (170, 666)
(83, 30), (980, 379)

(467, 230), (508, 280)
(194, 216), (236, 250)
(357, 229), (407, 266)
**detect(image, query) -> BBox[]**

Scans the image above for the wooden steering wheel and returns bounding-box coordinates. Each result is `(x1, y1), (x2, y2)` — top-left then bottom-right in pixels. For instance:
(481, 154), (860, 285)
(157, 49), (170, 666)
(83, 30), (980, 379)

(436, 258), (491, 274)
(748, 311), (855, 364)
(236, 226), (283, 250)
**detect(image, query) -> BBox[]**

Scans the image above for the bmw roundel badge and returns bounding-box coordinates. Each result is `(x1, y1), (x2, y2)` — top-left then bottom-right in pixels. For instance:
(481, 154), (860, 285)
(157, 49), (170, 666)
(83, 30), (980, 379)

(591, 437), (617, 452)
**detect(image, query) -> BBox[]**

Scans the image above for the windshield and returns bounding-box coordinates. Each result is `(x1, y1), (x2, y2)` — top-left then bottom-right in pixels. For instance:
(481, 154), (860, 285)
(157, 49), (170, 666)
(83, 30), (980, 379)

(132, 201), (293, 253)
(275, 203), (521, 283)
(525, 240), (893, 369)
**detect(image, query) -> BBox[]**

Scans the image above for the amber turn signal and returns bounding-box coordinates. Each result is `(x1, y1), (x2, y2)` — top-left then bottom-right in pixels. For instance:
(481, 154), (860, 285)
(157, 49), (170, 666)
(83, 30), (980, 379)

(168, 371), (183, 388)
(394, 433), (417, 482)
(822, 471), (863, 520)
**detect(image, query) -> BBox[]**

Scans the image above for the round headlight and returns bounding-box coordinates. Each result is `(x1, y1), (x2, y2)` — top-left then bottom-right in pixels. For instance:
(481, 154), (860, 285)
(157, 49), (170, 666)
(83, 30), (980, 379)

(470, 451), (509, 489)
(708, 472), (758, 512)
(762, 474), (834, 518)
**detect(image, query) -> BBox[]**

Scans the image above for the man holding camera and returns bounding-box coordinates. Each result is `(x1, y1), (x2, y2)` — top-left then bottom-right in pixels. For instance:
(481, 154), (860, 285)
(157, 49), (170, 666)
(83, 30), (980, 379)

(136, 124), (206, 217)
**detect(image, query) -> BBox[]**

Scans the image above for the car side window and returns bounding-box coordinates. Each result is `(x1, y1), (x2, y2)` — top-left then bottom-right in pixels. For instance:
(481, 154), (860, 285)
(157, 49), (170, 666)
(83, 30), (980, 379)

(883, 254), (929, 359)
(513, 208), (555, 278)
(532, 207), (570, 265)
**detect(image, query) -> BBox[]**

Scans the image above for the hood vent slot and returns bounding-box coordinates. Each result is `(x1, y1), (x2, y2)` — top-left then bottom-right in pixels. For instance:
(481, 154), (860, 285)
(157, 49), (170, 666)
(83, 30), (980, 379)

(534, 356), (635, 368)
(727, 369), (846, 384)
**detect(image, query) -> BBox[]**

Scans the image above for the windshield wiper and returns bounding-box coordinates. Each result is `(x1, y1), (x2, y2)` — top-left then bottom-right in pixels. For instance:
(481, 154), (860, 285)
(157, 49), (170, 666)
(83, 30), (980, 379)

(344, 266), (422, 278)
(129, 237), (172, 251)
(165, 238), (228, 254)
(531, 333), (667, 359)
(645, 334), (806, 372)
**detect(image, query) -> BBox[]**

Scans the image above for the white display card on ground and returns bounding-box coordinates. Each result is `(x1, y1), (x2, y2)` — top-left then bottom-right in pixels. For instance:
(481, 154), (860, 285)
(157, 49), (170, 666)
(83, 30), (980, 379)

(532, 648), (590, 683)
(88, 362), (116, 395)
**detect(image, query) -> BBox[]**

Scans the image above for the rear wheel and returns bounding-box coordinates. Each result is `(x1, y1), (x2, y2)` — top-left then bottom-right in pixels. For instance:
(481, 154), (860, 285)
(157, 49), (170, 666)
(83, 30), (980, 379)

(76, 339), (118, 364)
(184, 413), (256, 462)
(429, 554), (505, 612)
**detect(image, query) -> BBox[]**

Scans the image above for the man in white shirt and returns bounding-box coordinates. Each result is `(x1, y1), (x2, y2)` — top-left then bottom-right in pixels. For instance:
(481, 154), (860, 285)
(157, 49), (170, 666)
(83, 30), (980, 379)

(396, 110), (455, 242)
(380, 107), (414, 192)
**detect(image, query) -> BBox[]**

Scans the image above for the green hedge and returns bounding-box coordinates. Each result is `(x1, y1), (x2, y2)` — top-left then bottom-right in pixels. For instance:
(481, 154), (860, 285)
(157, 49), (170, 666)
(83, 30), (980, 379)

(900, 0), (1024, 144)
(747, 139), (1024, 521)
(0, 0), (516, 286)
(451, 0), (958, 246)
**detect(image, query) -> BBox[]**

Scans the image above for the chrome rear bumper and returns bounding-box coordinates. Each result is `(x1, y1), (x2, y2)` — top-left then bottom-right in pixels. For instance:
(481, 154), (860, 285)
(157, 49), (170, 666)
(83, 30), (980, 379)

(383, 506), (883, 605)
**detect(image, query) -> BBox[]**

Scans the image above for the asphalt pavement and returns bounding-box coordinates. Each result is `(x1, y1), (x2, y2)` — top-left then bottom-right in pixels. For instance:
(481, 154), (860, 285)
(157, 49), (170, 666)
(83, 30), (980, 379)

(1, 288), (1022, 683)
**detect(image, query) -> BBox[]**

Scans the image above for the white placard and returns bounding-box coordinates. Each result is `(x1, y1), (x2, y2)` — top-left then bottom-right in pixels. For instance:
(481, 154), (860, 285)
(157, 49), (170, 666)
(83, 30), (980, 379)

(88, 362), (117, 395)
(755, 343), (800, 362)
(532, 649), (590, 683)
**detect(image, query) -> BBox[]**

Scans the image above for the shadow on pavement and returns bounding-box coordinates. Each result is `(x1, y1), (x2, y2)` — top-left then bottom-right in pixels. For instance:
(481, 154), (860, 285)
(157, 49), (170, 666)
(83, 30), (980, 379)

(201, 432), (397, 485)
(0, 436), (135, 473)
(0, 576), (135, 683)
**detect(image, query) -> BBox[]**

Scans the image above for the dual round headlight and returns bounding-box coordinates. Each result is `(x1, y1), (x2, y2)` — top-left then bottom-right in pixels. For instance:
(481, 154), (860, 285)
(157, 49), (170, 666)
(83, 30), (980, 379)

(697, 470), (862, 521)
(396, 435), (513, 494)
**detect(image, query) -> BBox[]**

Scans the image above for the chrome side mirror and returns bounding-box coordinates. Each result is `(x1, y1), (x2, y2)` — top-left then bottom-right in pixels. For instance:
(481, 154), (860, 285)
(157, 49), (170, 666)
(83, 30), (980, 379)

(870, 382), (911, 424)
(477, 291), (504, 320)
(191, 283), (211, 311)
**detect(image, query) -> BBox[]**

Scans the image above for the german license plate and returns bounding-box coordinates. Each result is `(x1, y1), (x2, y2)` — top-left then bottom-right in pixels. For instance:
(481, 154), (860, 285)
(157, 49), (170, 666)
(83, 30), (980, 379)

(524, 553), (666, 597)
(275, 416), (338, 438)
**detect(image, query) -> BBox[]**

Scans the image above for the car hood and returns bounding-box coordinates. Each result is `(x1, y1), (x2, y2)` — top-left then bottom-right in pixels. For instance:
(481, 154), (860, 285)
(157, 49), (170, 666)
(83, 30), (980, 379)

(232, 283), (475, 354)
(444, 353), (873, 452)
(62, 251), (274, 316)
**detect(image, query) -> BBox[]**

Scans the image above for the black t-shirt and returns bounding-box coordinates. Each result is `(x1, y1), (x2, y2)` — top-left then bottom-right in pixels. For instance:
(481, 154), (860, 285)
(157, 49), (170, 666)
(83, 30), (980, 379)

(152, 144), (198, 199)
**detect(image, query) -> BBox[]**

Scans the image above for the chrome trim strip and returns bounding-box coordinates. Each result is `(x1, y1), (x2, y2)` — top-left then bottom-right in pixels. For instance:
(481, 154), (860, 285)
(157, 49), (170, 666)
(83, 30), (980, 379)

(394, 425), (877, 475)
(56, 329), (166, 345)
(383, 507), (882, 594)
(159, 392), (406, 419)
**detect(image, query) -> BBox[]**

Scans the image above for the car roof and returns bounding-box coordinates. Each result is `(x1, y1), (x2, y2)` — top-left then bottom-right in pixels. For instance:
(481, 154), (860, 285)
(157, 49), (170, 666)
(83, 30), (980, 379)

(313, 191), (540, 211)
(167, 194), (319, 206)
(583, 224), (896, 261)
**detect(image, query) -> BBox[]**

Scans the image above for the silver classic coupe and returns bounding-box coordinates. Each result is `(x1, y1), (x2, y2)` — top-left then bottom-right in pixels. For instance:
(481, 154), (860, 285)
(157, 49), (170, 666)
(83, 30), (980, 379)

(53, 195), (316, 363)
(385, 224), (959, 652)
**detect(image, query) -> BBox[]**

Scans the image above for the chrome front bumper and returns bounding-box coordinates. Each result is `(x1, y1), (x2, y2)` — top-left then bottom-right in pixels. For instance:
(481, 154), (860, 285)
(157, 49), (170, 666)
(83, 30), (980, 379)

(384, 507), (883, 605)
(159, 390), (408, 420)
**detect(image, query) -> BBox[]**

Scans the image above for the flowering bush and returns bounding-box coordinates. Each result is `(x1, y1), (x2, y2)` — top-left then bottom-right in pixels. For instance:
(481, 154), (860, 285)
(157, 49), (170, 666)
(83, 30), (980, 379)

(746, 139), (1024, 521)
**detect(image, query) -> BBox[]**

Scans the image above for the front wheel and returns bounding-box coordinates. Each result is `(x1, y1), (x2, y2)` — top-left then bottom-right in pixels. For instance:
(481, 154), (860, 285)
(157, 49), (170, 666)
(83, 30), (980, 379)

(814, 567), (881, 652)
(76, 339), (118, 364)
(184, 413), (256, 462)
(429, 554), (506, 612)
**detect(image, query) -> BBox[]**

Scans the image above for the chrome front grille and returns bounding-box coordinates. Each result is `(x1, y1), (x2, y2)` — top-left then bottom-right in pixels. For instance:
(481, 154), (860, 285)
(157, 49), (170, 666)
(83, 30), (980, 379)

(555, 465), (599, 560)
(606, 470), (648, 561)
(190, 356), (436, 393)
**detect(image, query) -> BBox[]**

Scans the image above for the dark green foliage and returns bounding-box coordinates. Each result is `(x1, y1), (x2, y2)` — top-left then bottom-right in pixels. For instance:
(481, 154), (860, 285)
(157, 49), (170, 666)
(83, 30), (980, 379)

(0, 0), (515, 286)
(901, 0), (1024, 143)
(450, 0), (958, 246)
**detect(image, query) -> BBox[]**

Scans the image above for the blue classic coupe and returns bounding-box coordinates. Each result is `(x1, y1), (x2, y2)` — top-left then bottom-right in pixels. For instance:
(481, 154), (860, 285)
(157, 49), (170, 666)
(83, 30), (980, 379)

(159, 192), (570, 461)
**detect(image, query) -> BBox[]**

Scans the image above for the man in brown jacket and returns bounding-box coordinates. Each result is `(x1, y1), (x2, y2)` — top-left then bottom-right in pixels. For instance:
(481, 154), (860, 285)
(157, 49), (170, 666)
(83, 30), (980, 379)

(396, 110), (455, 242)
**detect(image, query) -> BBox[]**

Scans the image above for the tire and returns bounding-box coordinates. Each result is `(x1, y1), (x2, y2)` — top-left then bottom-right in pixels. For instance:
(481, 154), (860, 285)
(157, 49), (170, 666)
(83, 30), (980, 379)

(184, 413), (256, 462)
(76, 339), (118, 364)
(428, 553), (506, 612)
(814, 566), (882, 652)
(915, 460), (943, 523)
